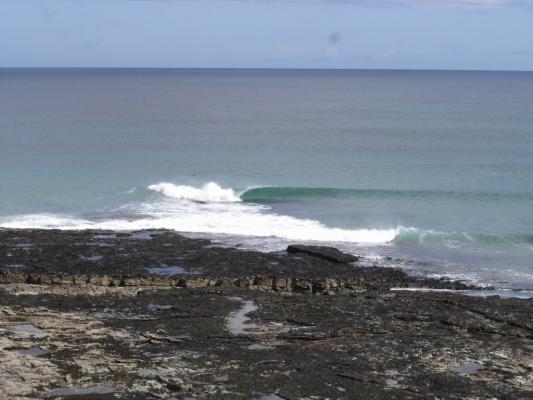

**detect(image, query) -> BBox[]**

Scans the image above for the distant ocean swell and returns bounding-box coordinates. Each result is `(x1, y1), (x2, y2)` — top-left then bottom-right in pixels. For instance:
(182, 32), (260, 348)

(1, 182), (532, 251)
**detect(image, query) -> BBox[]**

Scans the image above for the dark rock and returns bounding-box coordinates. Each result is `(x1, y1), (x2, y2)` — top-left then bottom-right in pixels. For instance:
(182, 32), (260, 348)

(0, 229), (531, 399)
(286, 244), (358, 264)
(0, 229), (479, 290)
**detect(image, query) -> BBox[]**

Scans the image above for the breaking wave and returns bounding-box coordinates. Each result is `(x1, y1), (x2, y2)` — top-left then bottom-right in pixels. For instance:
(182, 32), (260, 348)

(1, 182), (532, 251)
(147, 182), (241, 203)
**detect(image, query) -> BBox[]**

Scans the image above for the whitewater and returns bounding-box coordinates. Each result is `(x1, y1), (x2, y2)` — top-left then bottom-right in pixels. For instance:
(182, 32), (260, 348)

(0, 182), (400, 244)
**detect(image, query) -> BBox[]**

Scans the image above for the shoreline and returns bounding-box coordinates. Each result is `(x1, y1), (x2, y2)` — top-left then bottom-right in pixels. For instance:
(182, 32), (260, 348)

(1, 228), (532, 398)
(0, 228), (482, 293)
(2, 226), (532, 293)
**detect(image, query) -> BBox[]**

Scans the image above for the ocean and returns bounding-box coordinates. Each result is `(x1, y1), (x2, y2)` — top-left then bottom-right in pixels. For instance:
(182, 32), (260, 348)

(1, 68), (532, 289)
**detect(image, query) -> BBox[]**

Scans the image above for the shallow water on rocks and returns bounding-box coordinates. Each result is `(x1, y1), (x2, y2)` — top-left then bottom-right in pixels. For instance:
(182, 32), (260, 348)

(262, 394), (285, 400)
(130, 231), (163, 240)
(391, 288), (533, 299)
(18, 347), (48, 356)
(15, 243), (33, 248)
(84, 255), (103, 262)
(8, 324), (46, 337)
(146, 266), (201, 276)
(148, 304), (173, 311)
(93, 234), (116, 240)
(226, 297), (258, 335)
(454, 362), (484, 376)
(44, 385), (117, 397)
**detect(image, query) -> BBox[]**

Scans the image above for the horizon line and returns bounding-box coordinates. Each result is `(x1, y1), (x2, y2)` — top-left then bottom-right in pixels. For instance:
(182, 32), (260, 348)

(1, 67), (532, 73)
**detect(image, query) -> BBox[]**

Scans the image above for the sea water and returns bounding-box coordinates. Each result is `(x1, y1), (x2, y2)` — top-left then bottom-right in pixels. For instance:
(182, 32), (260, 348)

(1, 69), (532, 289)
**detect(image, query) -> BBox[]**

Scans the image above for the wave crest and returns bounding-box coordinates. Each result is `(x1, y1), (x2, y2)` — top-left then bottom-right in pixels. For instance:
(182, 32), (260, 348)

(4, 182), (532, 250)
(148, 182), (241, 203)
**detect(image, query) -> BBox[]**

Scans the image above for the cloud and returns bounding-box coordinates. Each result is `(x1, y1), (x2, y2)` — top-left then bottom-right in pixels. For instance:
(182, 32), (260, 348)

(327, 33), (341, 46)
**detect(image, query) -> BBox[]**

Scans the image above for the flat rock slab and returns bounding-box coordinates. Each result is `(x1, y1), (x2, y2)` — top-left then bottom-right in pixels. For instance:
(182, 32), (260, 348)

(0, 229), (474, 290)
(0, 229), (531, 398)
(0, 229), (533, 399)
(287, 244), (359, 263)
(0, 288), (531, 399)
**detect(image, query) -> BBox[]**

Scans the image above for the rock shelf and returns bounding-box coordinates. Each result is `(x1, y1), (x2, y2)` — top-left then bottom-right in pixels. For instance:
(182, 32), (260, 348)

(0, 229), (531, 399)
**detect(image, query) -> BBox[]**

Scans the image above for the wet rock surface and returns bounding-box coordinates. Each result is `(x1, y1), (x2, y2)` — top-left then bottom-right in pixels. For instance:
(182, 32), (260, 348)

(0, 229), (531, 399)
(0, 229), (475, 291)
(286, 245), (359, 264)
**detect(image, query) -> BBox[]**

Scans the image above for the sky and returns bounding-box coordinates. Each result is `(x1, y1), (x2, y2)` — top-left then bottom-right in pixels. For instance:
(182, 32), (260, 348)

(1, 0), (532, 70)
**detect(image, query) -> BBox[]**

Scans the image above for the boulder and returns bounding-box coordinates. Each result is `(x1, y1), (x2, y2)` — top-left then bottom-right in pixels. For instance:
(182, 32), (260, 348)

(286, 245), (358, 264)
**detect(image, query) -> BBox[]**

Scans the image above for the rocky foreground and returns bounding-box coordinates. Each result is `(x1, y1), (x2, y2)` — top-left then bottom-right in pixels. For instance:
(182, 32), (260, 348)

(0, 229), (531, 399)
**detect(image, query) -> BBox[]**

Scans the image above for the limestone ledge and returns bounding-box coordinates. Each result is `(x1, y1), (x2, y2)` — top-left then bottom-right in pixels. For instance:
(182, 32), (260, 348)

(0, 273), (377, 295)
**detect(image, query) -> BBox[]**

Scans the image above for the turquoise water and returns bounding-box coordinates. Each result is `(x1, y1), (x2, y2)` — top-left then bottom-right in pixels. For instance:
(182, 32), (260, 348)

(1, 69), (532, 288)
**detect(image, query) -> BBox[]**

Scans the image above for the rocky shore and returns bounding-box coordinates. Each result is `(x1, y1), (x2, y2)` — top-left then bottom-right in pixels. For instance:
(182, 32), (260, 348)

(0, 229), (531, 399)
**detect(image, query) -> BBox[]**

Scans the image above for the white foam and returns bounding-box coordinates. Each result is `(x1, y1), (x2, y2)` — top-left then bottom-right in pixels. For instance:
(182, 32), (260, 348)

(0, 202), (399, 244)
(147, 182), (241, 203)
(0, 214), (96, 230)
(0, 181), (400, 244)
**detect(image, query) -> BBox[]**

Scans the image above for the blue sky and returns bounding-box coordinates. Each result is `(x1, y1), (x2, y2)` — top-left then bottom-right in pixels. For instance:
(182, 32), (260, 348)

(1, 0), (532, 70)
